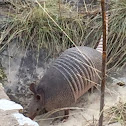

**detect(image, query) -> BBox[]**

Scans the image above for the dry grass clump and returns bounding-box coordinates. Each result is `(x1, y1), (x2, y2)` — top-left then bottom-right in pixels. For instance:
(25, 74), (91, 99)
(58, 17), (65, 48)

(0, 0), (126, 70)
(107, 0), (126, 71)
(105, 101), (126, 125)
(0, 0), (88, 56)
(0, 67), (6, 82)
(84, 0), (126, 70)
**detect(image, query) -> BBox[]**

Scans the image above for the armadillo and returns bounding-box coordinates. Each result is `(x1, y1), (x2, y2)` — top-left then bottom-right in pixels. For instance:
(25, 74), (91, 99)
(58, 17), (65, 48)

(28, 46), (102, 119)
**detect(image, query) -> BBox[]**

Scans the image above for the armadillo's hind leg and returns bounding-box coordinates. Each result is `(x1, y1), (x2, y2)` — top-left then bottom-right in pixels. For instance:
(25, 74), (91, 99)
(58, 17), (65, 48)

(88, 86), (95, 94)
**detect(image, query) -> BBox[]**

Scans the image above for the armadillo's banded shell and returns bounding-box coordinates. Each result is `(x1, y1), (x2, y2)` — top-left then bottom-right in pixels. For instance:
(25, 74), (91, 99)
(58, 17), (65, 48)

(52, 46), (102, 101)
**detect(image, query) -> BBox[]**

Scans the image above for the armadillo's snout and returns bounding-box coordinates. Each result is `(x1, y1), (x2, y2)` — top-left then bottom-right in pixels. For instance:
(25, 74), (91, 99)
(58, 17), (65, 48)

(28, 113), (37, 120)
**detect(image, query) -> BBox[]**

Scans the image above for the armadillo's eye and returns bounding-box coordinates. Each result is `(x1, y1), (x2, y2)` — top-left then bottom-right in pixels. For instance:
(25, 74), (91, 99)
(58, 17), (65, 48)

(36, 95), (41, 100)
(37, 108), (39, 111)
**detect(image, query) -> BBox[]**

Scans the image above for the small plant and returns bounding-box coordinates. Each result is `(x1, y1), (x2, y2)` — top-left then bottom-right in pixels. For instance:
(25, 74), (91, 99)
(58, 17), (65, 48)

(105, 101), (126, 125)
(0, 68), (6, 82)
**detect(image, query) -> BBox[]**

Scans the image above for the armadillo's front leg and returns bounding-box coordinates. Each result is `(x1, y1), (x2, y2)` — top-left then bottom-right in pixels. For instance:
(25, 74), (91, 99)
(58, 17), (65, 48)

(60, 109), (69, 122)
(51, 109), (69, 124)
(64, 109), (69, 119)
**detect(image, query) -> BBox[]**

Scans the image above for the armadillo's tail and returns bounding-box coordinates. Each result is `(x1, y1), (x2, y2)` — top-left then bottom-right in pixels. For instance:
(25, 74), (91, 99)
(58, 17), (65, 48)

(96, 36), (103, 53)
(96, 10), (108, 53)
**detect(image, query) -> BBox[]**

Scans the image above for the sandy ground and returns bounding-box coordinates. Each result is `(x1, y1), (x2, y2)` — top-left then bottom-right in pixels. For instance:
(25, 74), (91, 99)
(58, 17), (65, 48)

(33, 74), (126, 126)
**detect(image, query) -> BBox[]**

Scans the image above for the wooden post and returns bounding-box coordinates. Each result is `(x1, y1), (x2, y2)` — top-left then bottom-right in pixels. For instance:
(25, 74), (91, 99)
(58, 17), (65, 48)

(99, 0), (107, 125)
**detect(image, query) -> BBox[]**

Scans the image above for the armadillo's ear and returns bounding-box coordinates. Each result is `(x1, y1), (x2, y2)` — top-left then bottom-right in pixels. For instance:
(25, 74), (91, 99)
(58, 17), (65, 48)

(36, 94), (41, 101)
(29, 83), (36, 94)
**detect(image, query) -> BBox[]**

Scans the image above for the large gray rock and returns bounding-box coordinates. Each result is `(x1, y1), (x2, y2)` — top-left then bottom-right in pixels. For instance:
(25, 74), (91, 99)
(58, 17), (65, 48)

(0, 41), (54, 112)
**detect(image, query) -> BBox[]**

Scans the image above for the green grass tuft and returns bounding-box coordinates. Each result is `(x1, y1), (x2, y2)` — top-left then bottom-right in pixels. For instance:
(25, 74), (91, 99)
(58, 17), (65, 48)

(0, 0), (126, 71)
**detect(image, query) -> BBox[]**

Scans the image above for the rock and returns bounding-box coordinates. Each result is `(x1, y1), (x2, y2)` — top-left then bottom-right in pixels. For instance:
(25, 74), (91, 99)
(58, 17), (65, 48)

(0, 83), (39, 126)
(0, 41), (53, 112)
(0, 83), (9, 99)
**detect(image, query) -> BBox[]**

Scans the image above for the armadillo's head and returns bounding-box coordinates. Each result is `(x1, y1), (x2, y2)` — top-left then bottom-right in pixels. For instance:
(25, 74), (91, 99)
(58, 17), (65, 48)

(27, 83), (45, 120)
